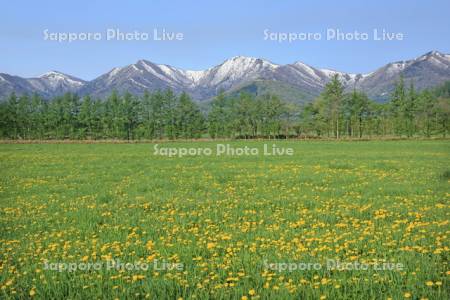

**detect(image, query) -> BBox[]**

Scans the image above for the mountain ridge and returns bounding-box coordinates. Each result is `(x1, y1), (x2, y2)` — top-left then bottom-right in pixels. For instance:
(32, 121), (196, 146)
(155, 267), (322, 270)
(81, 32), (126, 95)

(1, 51), (449, 103)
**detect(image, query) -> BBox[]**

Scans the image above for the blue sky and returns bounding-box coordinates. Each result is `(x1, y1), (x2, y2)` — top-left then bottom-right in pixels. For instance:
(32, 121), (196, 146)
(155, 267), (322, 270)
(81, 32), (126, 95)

(1, 0), (449, 80)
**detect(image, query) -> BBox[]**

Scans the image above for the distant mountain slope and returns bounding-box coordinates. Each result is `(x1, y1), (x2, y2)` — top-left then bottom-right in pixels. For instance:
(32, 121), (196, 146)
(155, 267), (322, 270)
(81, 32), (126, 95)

(227, 80), (317, 104)
(354, 51), (450, 100)
(1, 51), (449, 102)
(0, 71), (85, 99)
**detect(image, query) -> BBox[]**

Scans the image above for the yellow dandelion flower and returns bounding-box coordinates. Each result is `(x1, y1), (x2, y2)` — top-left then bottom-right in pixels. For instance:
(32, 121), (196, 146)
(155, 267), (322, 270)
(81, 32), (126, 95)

(249, 289), (256, 296)
(404, 292), (411, 298)
(145, 240), (154, 250)
(425, 281), (433, 286)
(132, 275), (145, 281)
(146, 254), (156, 262)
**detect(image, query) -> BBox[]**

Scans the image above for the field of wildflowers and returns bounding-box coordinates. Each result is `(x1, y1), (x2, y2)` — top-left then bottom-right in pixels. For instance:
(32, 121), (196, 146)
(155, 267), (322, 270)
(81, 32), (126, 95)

(0, 141), (449, 299)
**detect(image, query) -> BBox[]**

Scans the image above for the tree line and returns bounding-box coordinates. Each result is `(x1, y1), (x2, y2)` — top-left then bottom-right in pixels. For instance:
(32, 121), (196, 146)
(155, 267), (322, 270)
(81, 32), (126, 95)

(0, 75), (448, 140)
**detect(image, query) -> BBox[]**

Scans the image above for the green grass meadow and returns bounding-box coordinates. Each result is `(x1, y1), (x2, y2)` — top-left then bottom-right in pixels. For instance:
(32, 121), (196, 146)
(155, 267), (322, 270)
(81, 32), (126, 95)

(0, 141), (449, 299)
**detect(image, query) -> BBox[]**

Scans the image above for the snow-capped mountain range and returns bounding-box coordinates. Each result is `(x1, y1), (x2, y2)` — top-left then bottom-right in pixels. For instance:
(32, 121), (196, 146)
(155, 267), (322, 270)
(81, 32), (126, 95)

(1, 51), (449, 102)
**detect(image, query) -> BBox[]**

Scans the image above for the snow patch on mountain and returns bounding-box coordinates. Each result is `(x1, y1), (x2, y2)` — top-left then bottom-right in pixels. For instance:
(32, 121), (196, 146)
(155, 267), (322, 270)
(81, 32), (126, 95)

(384, 62), (408, 75)
(108, 67), (122, 77)
(205, 56), (278, 86)
(292, 62), (322, 81)
(183, 70), (206, 84)
(39, 71), (85, 87)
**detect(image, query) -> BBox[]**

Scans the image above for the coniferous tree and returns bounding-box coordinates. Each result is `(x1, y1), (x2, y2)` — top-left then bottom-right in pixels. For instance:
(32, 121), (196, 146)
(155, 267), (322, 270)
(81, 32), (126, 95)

(122, 92), (139, 140)
(79, 95), (94, 139)
(208, 91), (229, 138)
(318, 75), (344, 138)
(391, 76), (406, 135)
(176, 92), (204, 138)
(6, 92), (19, 138)
(405, 82), (417, 137)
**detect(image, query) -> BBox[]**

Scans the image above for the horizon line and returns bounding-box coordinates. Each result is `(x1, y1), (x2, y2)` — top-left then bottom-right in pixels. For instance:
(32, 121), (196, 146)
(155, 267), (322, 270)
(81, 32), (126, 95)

(1, 49), (448, 81)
